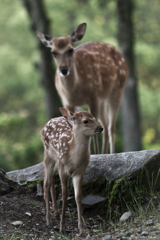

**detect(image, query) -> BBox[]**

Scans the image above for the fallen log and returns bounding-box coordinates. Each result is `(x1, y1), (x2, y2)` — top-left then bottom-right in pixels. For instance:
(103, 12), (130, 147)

(7, 149), (160, 189)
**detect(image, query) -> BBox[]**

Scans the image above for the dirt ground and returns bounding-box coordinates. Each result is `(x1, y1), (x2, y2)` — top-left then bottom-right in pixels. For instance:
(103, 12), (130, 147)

(2, 169), (160, 240)
(0, 169), (106, 240)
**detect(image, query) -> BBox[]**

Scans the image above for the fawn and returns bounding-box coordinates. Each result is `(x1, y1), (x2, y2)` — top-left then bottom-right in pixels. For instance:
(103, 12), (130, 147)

(37, 23), (128, 154)
(41, 106), (103, 237)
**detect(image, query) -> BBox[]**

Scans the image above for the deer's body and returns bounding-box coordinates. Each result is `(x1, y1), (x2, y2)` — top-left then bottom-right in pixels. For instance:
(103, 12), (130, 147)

(41, 107), (103, 237)
(37, 23), (128, 154)
(55, 41), (126, 107)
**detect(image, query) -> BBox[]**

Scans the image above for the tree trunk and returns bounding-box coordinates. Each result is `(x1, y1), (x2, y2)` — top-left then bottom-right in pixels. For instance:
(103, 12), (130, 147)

(22, 0), (61, 119)
(117, 0), (142, 151)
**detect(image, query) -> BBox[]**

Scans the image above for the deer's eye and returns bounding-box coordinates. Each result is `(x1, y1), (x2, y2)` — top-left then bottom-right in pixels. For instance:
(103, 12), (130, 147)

(68, 48), (74, 54)
(52, 51), (57, 56)
(83, 120), (88, 124)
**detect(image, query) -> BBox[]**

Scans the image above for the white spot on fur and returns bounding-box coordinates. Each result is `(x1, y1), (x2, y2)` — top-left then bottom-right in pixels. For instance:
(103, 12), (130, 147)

(44, 127), (47, 131)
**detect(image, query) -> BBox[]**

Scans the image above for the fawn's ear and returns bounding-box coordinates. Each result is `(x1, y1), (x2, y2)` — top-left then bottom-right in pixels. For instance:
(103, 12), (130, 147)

(74, 106), (85, 113)
(36, 31), (53, 48)
(71, 23), (87, 43)
(59, 107), (75, 120)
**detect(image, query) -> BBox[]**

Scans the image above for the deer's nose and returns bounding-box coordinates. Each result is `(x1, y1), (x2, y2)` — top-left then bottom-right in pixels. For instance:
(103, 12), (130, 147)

(60, 66), (68, 76)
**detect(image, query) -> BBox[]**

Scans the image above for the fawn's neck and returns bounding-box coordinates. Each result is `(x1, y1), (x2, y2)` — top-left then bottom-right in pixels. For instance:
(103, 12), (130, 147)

(71, 127), (91, 160)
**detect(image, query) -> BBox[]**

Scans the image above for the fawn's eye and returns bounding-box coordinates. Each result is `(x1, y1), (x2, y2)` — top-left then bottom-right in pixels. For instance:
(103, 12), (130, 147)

(68, 48), (74, 54)
(83, 120), (88, 124)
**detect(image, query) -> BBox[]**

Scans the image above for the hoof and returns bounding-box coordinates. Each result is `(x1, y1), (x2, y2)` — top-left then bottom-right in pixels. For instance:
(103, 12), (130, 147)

(46, 224), (52, 229)
(80, 232), (86, 238)
(55, 214), (60, 220)
(61, 230), (65, 235)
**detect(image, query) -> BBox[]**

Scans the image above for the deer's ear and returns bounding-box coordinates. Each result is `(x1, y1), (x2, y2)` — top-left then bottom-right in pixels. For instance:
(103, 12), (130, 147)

(74, 106), (84, 113)
(36, 31), (53, 48)
(71, 23), (87, 43)
(59, 108), (75, 120)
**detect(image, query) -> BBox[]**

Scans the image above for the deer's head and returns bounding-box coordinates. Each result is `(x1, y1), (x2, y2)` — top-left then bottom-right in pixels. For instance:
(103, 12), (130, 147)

(36, 23), (87, 77)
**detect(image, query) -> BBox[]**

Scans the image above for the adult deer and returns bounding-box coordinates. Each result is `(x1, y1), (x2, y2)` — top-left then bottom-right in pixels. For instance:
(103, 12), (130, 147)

(37, 23), (128, 154)
(41, 106), (103, 237)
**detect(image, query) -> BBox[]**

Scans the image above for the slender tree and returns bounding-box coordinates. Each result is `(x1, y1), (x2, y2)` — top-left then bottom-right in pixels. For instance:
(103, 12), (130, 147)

(22, 0), (61, 119)
(117, 0), (141, 151)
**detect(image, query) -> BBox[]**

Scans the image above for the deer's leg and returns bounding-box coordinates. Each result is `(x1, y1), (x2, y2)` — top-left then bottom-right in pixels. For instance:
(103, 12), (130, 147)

(50, 168), (60, 219)
(108, 88), (123, 153)
(59, 171), (69, 234)
(72, 175), (86, 237)
(64, 105), (74, 113)
(89, 101), (100, 154)
(99, 100), (109, 154)
(44, 154), (56, 226)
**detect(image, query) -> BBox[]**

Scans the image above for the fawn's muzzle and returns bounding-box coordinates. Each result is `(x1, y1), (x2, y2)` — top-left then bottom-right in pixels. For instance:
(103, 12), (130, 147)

(95, 125), (103, 133)
(60, 66), (69, 76)
(99, 126), (103, 132)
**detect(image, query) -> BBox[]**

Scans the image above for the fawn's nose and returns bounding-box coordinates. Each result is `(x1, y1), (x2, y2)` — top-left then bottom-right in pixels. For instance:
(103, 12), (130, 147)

(60, 66), (68, 76)
(99, 126), (103, 132)
(95, 125), (103, 133)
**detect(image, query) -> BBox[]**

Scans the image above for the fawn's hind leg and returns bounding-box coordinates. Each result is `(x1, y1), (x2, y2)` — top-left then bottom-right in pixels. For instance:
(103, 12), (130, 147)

(44, 152), (57, 226)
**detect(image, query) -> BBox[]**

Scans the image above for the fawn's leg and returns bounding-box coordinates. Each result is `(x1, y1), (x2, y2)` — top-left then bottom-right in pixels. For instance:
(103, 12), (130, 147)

(59, 171), (69, 234)
(50, 168), (60, 219)
(72, 175), (86, 237)
(43, 152), (56, 226)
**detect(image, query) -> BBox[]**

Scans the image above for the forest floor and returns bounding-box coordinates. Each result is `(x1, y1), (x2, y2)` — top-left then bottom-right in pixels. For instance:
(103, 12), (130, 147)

(1, 170), (160, 240)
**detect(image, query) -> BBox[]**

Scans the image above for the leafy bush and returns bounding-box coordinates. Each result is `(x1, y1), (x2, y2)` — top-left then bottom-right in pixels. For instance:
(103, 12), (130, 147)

(0, 111), (44, 171)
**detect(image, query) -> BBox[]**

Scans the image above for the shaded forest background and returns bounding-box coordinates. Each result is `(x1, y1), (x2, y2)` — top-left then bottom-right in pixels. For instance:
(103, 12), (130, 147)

(1, 0), (160, 171)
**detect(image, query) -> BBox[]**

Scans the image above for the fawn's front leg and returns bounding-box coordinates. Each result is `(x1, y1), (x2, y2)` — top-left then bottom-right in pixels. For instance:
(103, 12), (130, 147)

(44, 173), (52, 226)
(73, 175), (86, 237)
(59, 172), (69, 234)
(50, 174), (60, 219)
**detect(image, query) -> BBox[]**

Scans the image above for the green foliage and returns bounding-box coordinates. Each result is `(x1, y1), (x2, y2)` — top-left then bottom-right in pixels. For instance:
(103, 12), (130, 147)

(104, 169), (159, 220)
(0, 111), (44, 171)
(139, 84), (160, 149)
(0, 0), (160, 171)
(81, 167), (160, 220)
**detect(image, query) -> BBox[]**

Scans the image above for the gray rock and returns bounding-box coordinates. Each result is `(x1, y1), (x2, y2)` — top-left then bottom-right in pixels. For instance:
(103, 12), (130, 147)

(7, 162), (44, 182)
(120, 211), (132, 222)
(130, 235), (135, 239)
(117, 232), (126, 238)
(141, 231), (149, 236)
(150, 231), (157, 236)
(103, 235), (112, 240)
(81, 195), (105, 208)
(125, 231), (132, 236)
(145, 219), (154, 226)
(36, 183), (43, 196)
(84, 149), (160, 183)
(7, 150), (160, 189)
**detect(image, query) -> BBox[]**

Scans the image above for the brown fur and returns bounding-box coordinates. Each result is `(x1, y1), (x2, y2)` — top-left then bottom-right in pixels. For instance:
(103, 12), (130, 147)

(37, 23), (128, 154)
(41, 107), (103, 236)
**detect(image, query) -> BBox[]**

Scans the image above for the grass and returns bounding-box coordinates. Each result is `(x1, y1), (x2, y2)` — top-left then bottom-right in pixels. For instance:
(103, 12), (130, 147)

(25, 200), (39, 208)
(1, 168), (160, 239)
(1, 203), (160, 239)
